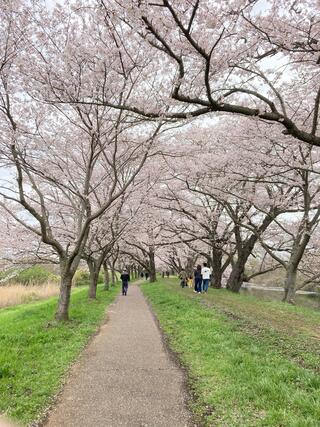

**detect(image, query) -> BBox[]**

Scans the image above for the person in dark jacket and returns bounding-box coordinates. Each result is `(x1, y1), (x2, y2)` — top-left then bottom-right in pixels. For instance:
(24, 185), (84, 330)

(194, 264), (202, 294)
(120, 270), (130, 296)
(179, 269), (187, 288)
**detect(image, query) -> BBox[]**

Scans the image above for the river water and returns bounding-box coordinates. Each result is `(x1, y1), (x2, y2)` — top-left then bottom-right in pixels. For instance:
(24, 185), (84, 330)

(240, 283), (320, 310)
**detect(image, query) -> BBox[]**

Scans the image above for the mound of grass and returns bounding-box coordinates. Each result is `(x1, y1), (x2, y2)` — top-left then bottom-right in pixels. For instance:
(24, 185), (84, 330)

(0, 284), (119, 425)
(142, 280), (320, 427)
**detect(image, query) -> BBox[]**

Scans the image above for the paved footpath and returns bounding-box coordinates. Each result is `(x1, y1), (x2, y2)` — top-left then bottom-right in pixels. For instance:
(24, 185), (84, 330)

(45, 284), (192, 427)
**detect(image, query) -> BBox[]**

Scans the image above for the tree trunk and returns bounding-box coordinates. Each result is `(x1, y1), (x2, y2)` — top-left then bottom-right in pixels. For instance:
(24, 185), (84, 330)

(138, 265), (142, 278)
(227, 213), (275, 292)
(283, 263), (298, 304)
(87, 259), (100, 299)
(282, 231), (312, 304)
(55, 261), (73, 321)
(226, 258), (246, 292)
(226, 248), (251, 292)
(103, 260), (110, 291)
(111, 263), (116, 286)
(149, 249), (156, 282)
(211, 248), (223, 288)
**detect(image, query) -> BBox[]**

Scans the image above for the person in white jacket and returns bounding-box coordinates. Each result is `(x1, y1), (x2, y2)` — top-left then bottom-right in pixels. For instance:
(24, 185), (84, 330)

(201, 263), (211, 293)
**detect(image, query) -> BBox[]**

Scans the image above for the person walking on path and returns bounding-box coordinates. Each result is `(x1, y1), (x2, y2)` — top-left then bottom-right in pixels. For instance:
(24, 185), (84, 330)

(201, 263), (211, 293)
(179, 269), (187, 288)
(120, 270), (130, 296)
(194, 264), (202, 293)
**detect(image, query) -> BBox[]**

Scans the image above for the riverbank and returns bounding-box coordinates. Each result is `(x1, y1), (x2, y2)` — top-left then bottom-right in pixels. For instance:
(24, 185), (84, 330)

(240, 283), (320, 310)
(0, 284), (119, 425)
(141, 279), (320, 426)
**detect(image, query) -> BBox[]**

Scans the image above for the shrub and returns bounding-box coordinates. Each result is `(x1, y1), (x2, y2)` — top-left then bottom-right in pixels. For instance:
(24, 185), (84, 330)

(14, 266), (58, 285)
(72, 268), (104, 287)
(98, 270), (104, 283)
(72, 269), (90, 287)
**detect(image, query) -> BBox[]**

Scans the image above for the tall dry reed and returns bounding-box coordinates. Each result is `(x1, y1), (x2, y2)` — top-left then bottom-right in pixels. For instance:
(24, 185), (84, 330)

(0, 282), (59, 308)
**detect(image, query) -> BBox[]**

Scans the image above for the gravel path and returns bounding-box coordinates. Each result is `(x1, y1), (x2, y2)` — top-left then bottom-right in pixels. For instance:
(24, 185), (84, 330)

(45, 284), (192, 427)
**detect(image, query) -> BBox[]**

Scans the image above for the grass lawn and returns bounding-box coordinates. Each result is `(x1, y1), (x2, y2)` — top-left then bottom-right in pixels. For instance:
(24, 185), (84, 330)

(0, 284), (119, 425)
(141, 279), (320, 427)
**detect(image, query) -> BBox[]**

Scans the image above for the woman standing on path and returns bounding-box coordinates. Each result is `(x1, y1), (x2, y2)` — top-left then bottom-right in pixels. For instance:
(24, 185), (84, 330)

(194, 264), (202, 294)
(201, 263), (211, 293)
(120, 270), (130, 296)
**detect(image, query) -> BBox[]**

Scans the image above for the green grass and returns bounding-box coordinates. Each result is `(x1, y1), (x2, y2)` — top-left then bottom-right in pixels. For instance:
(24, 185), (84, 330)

(0, 284), (119, 425)
(141, 279), (320, 427)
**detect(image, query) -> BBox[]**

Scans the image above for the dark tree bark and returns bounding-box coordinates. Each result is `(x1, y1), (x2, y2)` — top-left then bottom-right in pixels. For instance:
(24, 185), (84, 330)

(283, 263), (298, 304)
(211, 247), (223, 288)
(111, 260), (117, 286)
(55, 260), (75, 321)
(103, 260), (110, 291)
(87, 258), (101, 299)
(227, 214), (275, 292)
(133, 265), (138, 279)
(149, 248), (156, 282)
(282, 231), (312, 303)
(226, 251), (249, 292)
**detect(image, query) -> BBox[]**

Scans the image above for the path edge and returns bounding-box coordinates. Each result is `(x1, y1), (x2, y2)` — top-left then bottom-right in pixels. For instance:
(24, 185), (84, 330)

(140, 283), (202, 427)
(32, 290), (121, 427)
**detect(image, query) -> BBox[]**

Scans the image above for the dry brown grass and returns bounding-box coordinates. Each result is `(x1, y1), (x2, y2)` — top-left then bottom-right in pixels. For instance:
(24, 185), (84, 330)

(0, 282), (59, 308)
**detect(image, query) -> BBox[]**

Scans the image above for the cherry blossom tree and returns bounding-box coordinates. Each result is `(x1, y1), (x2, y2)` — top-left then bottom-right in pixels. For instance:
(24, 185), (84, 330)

(255, 153), (320, 302)
(83, 184), (147, 298)
(0, 1), (167, 319)
(119, 204), (162, 282)
(157, 243), (199, 276)
(0, 210), (56, 272)
(297, 236), (320, 291)
(116, 161), (176, 282)
(154, 177), (234, 287)
(96, 0), (320, 147)
(2, 0), (320, 314)
(155, 114), (320, 294)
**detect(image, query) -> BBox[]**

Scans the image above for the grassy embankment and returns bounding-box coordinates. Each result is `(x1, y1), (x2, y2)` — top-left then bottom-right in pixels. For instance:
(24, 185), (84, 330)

(142, 278), (320, 427)
(0, 284), (119, 426)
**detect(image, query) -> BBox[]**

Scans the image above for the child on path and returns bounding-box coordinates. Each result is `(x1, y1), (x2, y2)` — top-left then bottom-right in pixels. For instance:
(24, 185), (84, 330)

(120, 270), (130, 296)
(187, 276), (193, 288)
